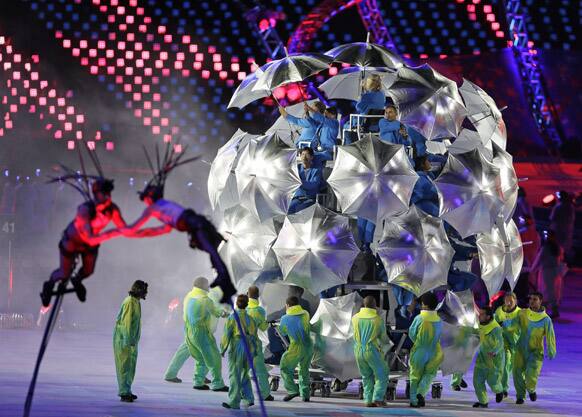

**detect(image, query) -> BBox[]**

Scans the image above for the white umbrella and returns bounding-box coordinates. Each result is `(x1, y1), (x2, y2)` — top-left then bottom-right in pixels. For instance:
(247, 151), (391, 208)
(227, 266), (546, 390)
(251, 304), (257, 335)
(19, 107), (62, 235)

(319, 66), (396, 101)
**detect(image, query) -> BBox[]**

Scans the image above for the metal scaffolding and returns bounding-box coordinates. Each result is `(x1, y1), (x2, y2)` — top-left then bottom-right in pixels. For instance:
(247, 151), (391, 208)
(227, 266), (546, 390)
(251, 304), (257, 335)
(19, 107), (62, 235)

(503, 0), (564, 149)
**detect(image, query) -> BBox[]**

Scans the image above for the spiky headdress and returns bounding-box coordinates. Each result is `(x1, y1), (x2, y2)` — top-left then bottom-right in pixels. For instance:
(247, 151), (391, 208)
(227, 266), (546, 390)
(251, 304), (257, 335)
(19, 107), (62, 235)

(139, 142), (199, 201)
(47, 142), (113, 202)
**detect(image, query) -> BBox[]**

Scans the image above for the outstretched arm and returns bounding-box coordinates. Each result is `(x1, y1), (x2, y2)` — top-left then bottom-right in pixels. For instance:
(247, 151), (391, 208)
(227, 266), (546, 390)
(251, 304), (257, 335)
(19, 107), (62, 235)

(118, 206), (172, 238)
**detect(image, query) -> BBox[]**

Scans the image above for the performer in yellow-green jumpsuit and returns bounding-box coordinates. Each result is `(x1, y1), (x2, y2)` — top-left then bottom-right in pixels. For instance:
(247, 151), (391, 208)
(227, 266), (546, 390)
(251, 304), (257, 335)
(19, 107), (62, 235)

(512, 292), (556, 404)
(409, 292), (443, 408)
(279, 296), (314, 402)
(113, 280), (148, 402)
(221, 295), (257, 409)
(352, 296), (389, 407)
(247, 286), (273, 401)
(184, 277), (227, 391)
(494, 292), (521, 397)
(473, 306), (505, 408)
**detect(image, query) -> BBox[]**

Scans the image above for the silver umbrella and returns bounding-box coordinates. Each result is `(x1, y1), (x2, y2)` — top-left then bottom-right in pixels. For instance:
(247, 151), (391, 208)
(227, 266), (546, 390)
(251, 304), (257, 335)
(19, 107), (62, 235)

(311, 292), (362, 340)
(447, 128), (492, 159)
(387, 64), (467, 140)
(319, 66), (396, 101)
(218, 205), (279, 293)
(477, 218), (524, 296)
(434, 149), (504, 238)
(459, 78), (507, 150)
(208, 129), (258, 211)
(227, 63), (269, 109)
(459, 78), (503, 121)
(373, 205), (454, 296)
(492, 142), (518, 221)
(324, 34), (404, 69)
(235, 132), (301, 222)
(272, 203), (360, 294)
(438, 290), (480, 376)
(252, 51), (332, 92)
(311, 293), (391, 381)
(327, 136), (419, 223)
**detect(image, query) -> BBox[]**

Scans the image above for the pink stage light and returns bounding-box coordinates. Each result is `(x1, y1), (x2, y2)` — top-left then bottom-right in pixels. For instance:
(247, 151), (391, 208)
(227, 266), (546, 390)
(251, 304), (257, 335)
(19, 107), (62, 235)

(55, 130), (63, 139)
(67, 140), (74, 149)
(106, 141), (114, 151)
(152, 125), (160, 134)
(87, 141), (96, 150)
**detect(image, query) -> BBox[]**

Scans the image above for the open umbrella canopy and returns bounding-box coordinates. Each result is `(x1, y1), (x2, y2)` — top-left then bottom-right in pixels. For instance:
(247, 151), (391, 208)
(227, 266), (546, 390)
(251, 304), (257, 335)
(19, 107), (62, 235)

(387, 64), (467, 140)
(477, 218), (524, 296)
(235, 132), (301, 222)
(373, 205), (454, 296)
(252, 52), (332, 92)
(324, 38), (404, 69)
(492, 142), (518, 221)
(311, 292), (362, 340)
(272, 203), (360, 294)
(208, 129), (258, 211)
(447, 128), (493, 159)
(434, 148), (504, 238)
(218, 205), (280, 293)
(438, 290), (480, 376)
(327, 136), (419, 223)
(459, 78), (503, 121)
(319, 66), (396, 101)
(227, 63), (270, 109)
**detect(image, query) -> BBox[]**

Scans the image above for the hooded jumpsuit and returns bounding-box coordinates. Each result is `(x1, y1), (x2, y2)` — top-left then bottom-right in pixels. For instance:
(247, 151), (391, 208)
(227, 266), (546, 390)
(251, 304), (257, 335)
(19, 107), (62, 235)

(352, 307), (389, 404)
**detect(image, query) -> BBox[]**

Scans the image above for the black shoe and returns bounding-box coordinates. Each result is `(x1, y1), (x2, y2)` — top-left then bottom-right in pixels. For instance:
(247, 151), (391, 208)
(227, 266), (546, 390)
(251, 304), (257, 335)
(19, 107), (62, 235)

(410, 402), (421, 408)
(70, 276), (87, 302)
(164, 377), (182, 383)
(120, 395), (133, 402)
(460, 379), (468, 388)
(193, 385), (209, 390)
(264, 395), (274, 401)
(130, 394), (137, 400)
(247, 402), (254, 407)
(503, 391), (508, 398)
(221, 402), (231, 409)
(452, 385), (461, 391)
(473, 402), (488, 408)
(41, 280), (55, 307)
(516, 398), (524, 404)
(283, 393), (299, 402)
(496, 392), (504, 403)
(529, 392), (537, 402)
(212, 386), (229, 392)
(302, 397), (310, 402)
(417, 394), (425, 407)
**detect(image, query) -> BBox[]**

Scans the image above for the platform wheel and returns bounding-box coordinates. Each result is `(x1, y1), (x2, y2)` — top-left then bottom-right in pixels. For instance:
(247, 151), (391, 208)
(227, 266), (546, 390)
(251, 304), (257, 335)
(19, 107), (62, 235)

(431, 382), (443, 399)
(269, 376), (279, 392)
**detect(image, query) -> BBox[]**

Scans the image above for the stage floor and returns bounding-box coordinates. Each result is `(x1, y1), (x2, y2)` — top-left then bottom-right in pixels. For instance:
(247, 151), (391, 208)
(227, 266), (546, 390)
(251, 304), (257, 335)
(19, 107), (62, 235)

(2, 273), (581, 417)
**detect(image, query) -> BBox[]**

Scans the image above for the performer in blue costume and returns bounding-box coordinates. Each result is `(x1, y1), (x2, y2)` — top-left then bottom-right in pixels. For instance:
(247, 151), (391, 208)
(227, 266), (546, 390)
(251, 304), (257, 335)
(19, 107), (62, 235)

(278, 102), (325, 149)
(411, 156), (439, 217)
(288, 147), (325, 214)
(303, 102), (339, 162)
(379, 105), (427, 156)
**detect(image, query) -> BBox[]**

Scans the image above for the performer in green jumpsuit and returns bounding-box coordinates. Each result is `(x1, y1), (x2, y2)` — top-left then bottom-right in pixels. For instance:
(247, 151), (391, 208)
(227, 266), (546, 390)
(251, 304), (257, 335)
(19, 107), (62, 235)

(247, 286), (273, 401)
(184, 277), (228, 391)
(512, 292), (556, 404)
(113, 280), (148, 402)
(279, 296), (314, 402)
(494, 292), (521, 397)
(352, 296), (389, 407)
(221, 295), (257, 409)
(409, 292), (443, 408)
(473, 306), (505, 408)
